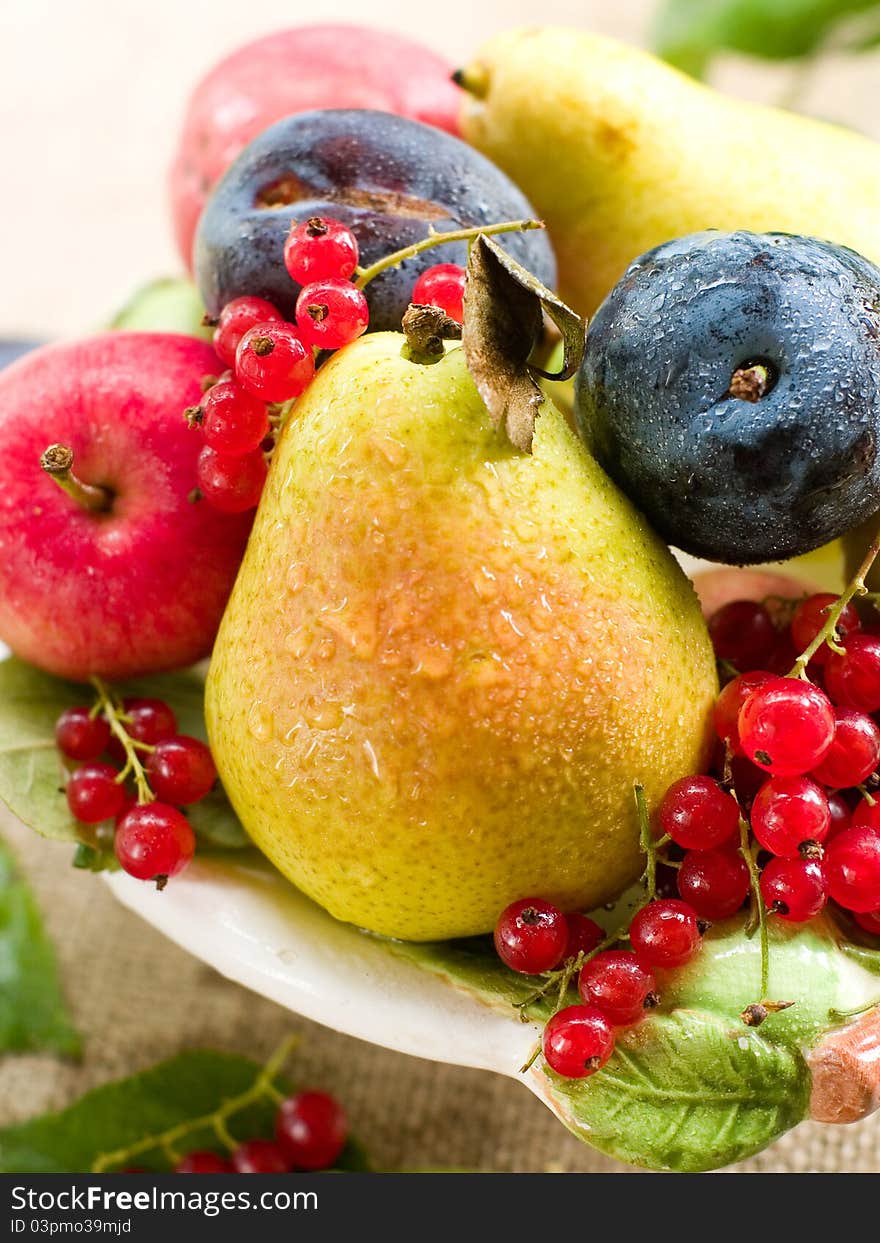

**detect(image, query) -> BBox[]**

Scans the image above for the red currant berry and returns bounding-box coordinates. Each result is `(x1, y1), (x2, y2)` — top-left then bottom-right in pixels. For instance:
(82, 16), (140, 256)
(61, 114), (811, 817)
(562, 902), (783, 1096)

(750, 775), (831, 857)
(659, 775), (739, 850)
(708, 600), (777, 670)
(713, 671), (775, 755)
(563, 913), (604, 961)
(677, 847), (750, 920)
(823, 825), (880, 912)
(230, 1139), (289, 1174)
(493, 898), (568, 974)
(235, 322), (314, 403)
(811, 707), (880, 788)
(284, 217), (359, 285)
(827, 792), (853, 839)
(201, 380), (269, 457)
(541, 1005), (615, 1078)
(275, 1091), (348, 1170)
(738, 676), (835, 776)
(629, 899), (703, 969)
(411, 263), (466, 323)
(578, 950), (657, 1025)
(146, 736), (217, 806)
(114, 803), (196, 884)
(295, 280), (369, 350)
(66, 763), (126, 823)
(791, 594), (860, 666)
(174, 1151), (232, 1173)
(197, 444), (267, 514)
(851, 799), (880, 832)
(760, 857), (827, 922)
(123, 699), (178, 745)
(55, 707), (110, 762)
(854, 908), (880, 936)
(213, 297), (283, 367)
(825, 634), (880, 713)
(766, 626), (800, 677)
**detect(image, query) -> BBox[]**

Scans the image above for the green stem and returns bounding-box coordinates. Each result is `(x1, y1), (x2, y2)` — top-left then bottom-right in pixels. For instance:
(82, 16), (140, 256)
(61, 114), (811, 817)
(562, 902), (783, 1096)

(739, 816), (769, 996)
(90, 677), (154, 806)
(354, 219), (544, 290)
(789, 519), (880, 677)
(91, 1035), (299, 1173)
(828, 997), (880, 1022)
(40, 445), (112, 513)
(635, 782), (658, 901)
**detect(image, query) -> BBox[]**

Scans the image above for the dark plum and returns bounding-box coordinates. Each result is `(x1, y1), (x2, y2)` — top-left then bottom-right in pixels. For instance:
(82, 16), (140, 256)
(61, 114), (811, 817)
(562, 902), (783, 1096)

(194, 109), (556, 332)
(574, 231), (880, 564)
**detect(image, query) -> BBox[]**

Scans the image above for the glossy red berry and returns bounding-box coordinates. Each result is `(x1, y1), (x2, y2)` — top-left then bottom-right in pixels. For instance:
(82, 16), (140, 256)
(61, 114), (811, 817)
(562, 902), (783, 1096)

(578, 951), (657, 1025)
(123, 699), (178, 746)
(541, 1005), (615, 1079)
(230, 1139), (289, 1174)
(295, 279), (369, 350)
(275, 1091), (348, 1170)
(823, 825), (880, 912)
(284, 217), (359, 285)
(146, 736), (217, 806)
(760, 857), (827, 922)
(791, 594), (860, 666)
(213, 296), (284, 367)
(677, 847), (750, 920)
(235, 322), (315, 403)
(750, 776), (831, 857)
(175, 1151), (232, 1173)
(629, 899), (703, 969)
(66, 763), (126, 823)
(494, 898), (568, 974)
(411, 263), (466, 323)
(824, 634), (880, 713)
(197, 444), (267, 514)
(563, 913), (604, 962)
(708, 600), (777, 670)
(201, 379), (269, 456)
(811, 707), (880, 788)
(114, 803), (196, 884)
(713, 671), (775, 755)
(55, 707), (110, 762)
(851, 799), (880, 832)
(659, 775), (739, 850)
(738, 676), (835, 776)
(854, 908), (880, 936)
(766, 626), (800, 677)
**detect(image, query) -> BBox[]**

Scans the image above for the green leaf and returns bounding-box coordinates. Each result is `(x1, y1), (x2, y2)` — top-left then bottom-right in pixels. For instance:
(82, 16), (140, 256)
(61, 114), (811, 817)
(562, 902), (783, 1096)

(108, 277), (213, 341)
(0, 836), (80, 1057)
(652, 0), (880, 77)
(541, 1009), (810, 1172)
(0, 657), (248, 850)
(0, 1049), (369, 1173)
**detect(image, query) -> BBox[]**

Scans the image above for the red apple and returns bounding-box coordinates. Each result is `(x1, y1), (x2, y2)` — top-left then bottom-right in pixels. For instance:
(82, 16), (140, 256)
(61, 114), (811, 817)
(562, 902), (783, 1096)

(0, 333), (252, 681)
(170, 24), (462, 269)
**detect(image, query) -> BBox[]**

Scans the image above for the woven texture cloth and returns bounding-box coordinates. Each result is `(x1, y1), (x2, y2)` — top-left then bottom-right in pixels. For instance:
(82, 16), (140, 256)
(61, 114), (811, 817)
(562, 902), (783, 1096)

(2, 818), (878, 1173)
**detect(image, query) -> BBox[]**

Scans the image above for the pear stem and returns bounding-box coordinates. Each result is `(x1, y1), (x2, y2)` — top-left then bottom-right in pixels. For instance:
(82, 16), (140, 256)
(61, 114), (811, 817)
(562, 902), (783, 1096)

(354, 218), (544, 290)
(41, 444), (112, 513)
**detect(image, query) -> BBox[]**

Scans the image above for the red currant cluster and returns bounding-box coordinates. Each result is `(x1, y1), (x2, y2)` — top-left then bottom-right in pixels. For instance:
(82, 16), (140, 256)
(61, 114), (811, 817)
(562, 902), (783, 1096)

(56, 694), (216, 886)
(188, 218), (467, 515)
(127, 1091), (347, 1175)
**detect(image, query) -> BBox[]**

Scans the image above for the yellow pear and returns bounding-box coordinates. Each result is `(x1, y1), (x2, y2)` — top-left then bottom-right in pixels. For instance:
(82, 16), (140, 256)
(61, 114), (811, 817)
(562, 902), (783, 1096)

(458, 27), (880, 316)
(206, 334), (717, 940)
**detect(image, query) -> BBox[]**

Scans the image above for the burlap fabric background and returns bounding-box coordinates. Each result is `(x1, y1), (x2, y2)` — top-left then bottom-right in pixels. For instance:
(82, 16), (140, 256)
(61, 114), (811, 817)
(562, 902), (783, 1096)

(2, 818), (878, 1172)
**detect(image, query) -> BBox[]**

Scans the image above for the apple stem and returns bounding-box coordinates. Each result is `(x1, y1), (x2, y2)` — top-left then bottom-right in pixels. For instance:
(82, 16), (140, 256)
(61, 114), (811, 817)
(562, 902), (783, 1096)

(40, 444), (112, 513)
(354, 218), (544, 290)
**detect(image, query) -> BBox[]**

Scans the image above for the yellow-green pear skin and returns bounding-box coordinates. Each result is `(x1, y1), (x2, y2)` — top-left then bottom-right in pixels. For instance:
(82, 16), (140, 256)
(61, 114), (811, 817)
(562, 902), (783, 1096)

(206, 334), (717, 941)
(459, 28), (880, 317)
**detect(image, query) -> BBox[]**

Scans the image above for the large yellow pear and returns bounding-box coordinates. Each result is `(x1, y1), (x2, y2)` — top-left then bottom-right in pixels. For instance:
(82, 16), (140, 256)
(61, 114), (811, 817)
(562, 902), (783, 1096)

(206, 334), (717, 940)
(458, 28), (880, 317)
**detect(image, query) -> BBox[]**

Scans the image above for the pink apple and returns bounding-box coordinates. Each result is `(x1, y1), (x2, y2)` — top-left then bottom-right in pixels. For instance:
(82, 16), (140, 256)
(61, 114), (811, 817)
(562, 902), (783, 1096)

(170, 24), (462, 268)
(691, 568), (821, 620)
(0, 333), (252, 681)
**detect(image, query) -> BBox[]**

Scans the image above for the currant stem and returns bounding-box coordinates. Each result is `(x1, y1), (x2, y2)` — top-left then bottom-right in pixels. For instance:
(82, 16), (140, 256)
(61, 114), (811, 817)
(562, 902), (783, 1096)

(788, 518), (880, 678)
(828, 997), (880, 1022)
(354, 219), (544, 290)
(91, 1035), (300, 1172)
(739, 815), (770, 996)
(635, 783), (658, 901)
(40, 444), (112, 513)
(89, 676), (154, 806)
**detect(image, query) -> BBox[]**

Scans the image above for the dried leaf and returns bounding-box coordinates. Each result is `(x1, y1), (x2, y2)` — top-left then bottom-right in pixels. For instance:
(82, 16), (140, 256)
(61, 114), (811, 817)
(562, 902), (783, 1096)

(462, 234), (586, 452)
